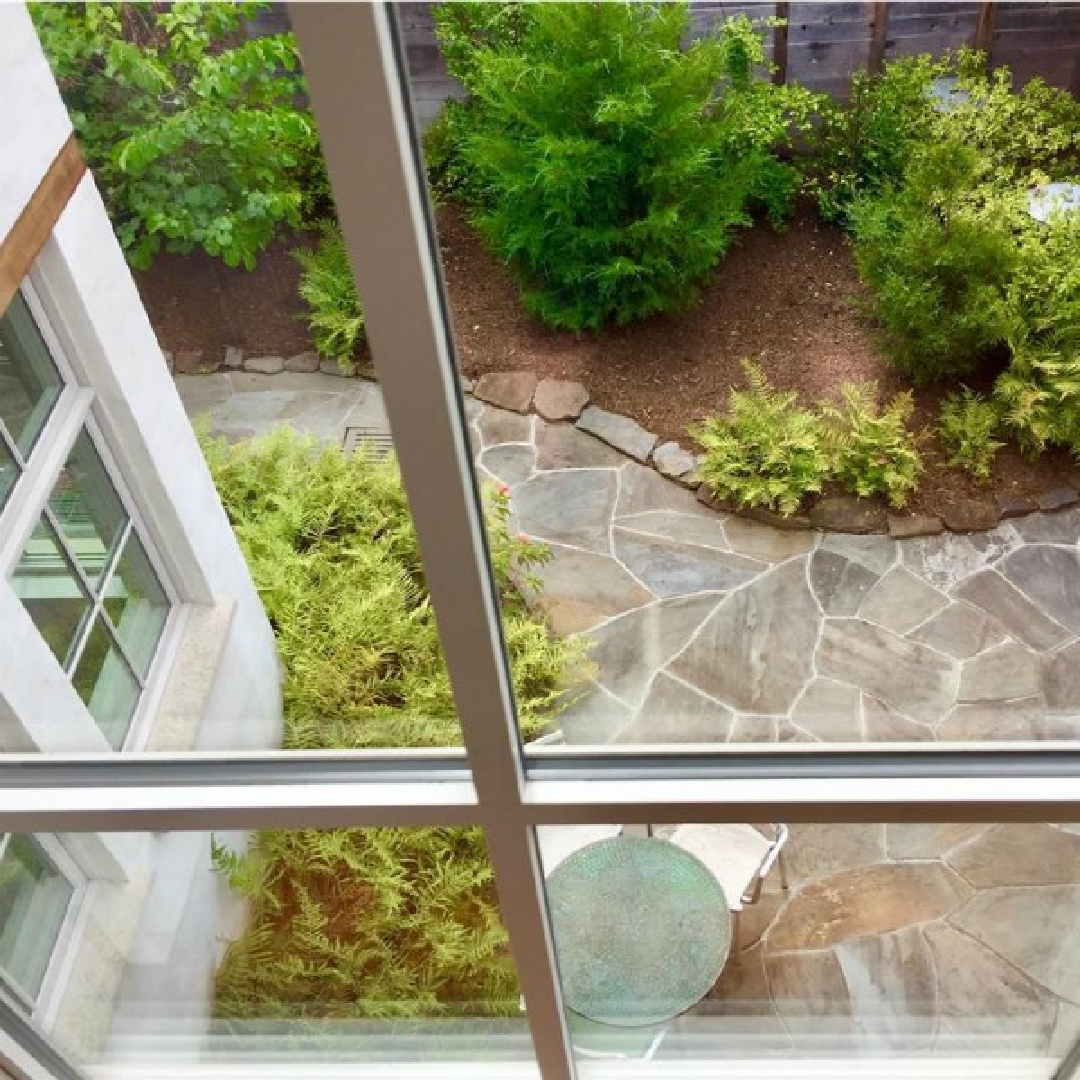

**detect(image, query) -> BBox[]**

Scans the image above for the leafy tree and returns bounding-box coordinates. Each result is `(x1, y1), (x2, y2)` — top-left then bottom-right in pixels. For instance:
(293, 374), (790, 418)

(31, 2), (317, 269)
(435, 2), (815, 330)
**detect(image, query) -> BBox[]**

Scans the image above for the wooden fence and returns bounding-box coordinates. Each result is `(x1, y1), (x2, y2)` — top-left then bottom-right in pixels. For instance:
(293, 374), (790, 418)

(397, 2), (1080, 128)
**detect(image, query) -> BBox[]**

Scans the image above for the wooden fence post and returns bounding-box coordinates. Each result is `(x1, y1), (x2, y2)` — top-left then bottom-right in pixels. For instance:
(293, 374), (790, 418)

(974, 1), (997, 67)
(868, 2), (890, 75)
(773, 2), (789, 86)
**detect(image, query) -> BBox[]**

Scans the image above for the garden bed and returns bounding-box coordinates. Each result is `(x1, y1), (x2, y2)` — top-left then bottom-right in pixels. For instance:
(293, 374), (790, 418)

(138, 201), (1077, 525)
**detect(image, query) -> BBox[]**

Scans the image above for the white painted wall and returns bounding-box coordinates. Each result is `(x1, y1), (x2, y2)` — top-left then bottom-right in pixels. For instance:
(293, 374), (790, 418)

(0, 3), (284, 1066)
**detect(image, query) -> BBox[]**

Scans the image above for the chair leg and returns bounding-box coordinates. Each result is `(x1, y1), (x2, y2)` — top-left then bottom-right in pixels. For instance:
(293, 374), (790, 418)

(777, 845), (790, 892)
(731, 908), (741, 958)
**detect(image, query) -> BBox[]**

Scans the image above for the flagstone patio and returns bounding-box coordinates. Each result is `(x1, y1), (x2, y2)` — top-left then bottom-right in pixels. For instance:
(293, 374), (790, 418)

(178, 370), (1080, 1058)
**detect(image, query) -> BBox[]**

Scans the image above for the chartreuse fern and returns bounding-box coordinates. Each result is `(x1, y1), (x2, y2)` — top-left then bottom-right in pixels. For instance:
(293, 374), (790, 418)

(294, 221), (364, 371)
(939, 389), (1004, 483)
(202, 428), (586, 1019)
(692, 363), (831, 516)
(821, 382), (923, 509)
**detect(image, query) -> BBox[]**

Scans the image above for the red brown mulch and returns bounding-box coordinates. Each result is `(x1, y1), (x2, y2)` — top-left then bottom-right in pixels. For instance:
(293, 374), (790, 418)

(135, 203), (1075, 519)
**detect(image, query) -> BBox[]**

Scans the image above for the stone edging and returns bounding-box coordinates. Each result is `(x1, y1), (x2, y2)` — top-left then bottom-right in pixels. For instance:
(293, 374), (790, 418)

(163, 346), (357, 379)
(466, 370), (1080, 539)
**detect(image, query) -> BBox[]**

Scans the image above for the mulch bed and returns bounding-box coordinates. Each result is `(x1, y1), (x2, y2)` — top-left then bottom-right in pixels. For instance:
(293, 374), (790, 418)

(135, 202), (1076, 520)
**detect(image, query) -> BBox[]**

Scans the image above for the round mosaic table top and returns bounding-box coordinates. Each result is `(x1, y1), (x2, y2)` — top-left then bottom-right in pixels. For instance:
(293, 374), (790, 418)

(1028, 182), (1080, 223)
(546, 836), (731, 1028)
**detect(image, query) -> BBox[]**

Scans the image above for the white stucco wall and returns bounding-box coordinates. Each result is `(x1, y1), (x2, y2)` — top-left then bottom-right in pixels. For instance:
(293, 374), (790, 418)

(0, 3), (284, 1065)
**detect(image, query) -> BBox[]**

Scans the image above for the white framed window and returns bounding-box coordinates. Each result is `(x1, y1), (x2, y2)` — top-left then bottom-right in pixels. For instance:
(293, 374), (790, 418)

(1, 5), (1079, 1080)
(0, 284), (175, 752)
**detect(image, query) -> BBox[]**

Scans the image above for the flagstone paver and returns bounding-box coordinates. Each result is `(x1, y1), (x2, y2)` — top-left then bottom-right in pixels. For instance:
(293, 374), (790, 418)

(178, 371), (1080, 1056)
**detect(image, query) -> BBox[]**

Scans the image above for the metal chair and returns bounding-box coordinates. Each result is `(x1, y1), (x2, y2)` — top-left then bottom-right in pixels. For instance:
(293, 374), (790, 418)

(666, 823), (789, 954)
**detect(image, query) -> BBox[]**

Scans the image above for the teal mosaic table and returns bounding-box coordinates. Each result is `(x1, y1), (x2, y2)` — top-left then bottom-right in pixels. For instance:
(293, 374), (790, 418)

(546, 836), (731, 1028)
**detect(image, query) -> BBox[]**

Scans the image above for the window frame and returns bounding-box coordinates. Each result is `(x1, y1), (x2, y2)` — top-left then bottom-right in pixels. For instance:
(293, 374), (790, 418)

(1, 5), (1080, 1080)
(0, 276), (180, 753)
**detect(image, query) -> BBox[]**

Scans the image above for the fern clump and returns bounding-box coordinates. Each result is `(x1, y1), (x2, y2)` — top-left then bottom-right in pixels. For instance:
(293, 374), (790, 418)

(821, 382), (922, 508)
(294, 221), (364, 371)
(939, 389), (1004, 483)
(202, 428), (585, 1018)
(692, 363), (831, 516)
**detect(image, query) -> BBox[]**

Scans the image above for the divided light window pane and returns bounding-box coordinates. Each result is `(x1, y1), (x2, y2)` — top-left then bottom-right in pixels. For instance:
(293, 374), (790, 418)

(101, 532), (168, 679)
(0, 293), (62, 460)
(0, 835), (73, 1002)
(0, 437), (17, 511)
(71, 616), (142, 750)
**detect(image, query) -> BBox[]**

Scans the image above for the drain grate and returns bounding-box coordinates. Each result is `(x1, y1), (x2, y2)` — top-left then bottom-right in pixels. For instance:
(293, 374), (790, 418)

(342, 426), (394, 459)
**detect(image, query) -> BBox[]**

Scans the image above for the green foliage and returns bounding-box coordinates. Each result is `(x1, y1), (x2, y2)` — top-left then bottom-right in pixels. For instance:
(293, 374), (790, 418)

(294, 222), (364, 369)
(435, 2), (812, 330)
(693, 363), (831, 516)
(31, 2), (317, 269)
(805, 53), (946, 225)
(203, 428), (585, 1019)
(422, 100), (489, 208)
(994, 210), (1080, 456)
(849, 140), (1016, 384)
(939, 389), (1004, 483)
(821, 382), (922, 508)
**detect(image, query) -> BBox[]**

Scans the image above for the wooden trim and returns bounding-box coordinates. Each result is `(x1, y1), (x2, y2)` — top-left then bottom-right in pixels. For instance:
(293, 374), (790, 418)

(974, 1), (997, 63)
(868, 2), (890, 75)
(773, 2), (789, 85)
(0, 136), (86, 315)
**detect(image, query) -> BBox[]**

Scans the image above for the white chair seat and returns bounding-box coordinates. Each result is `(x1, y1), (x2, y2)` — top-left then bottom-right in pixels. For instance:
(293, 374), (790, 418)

(536, 825), (621, 874)
(669, 824), (772, 912)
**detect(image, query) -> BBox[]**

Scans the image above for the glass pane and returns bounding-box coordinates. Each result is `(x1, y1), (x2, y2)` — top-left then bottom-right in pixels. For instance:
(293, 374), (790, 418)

(11, 516), (93, 668)
(0, 836), (73, 1000)
(72, 616), (141, 749)
(102, 532), (168, 678)
(0, 436), (18, 511)
(538, 821), (1080, 1071)
(49, 431), (129, 589)
(0, 293), (63, 458)
(5, 829), (530, 1070)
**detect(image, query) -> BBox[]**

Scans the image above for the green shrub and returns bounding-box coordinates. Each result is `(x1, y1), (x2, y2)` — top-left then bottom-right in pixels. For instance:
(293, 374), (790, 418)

(436, 3), (812, 330)
(821, 382), (922, 508)
(805, 53), (946, 225)
(849, 140), (1016, 384)
(31, 2), (317, 270)
(294, 222), (364, 370)
(693, 363), (831, 516)
(939, 389), (1004, 483)
(995, 210), (1080, 456)
(203, 428), (585, 1018)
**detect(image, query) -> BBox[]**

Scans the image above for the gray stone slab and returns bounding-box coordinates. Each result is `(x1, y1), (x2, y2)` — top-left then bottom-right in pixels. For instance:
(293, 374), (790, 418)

(1045, 641), (1080, 712)
(820, 533), (898, 576)
(615, 511), (730, 551)
(479, 444), (535, 486)
(858, 566), (949, 636)
(809, 496), (887, 534)
(947, 824), (1080, 887)
(939, 497), (1000, 533)
(464, 396), (484, 422)
(613, 529), (761, 598)
(514, 470), (617, 554)
(791, 678), (862, 741)
(924, 923), (1057, 1049)
(937, 697), (1049, 741)
(809, 551), (880, 616)
(780, 824), (886, 889)
(652, 441), (697, 482)
(886, 824), (989, 861)
(244, 355), (285, 375)
(478, 406), (532, 448)
(534, 420), (624, 470)
(615, 672), (735, 743)
(577, 406), (657, 463)
(909, 602), (1007, 660)
(228, 371), (349, 394)
(729, 715), (804, 743)
(285, 351), (320, 373)
(834, 927), (937, 1050)
(616, 462), (712, 519)
(817, 619), (958, 724)
(669, 560), (819, 715)
(525, 545), (653, 635)
(587, 594), (721, 708)
(767, 862), (972, 952)
(958, 641), (1041, 703)
(473, 371), (537, 413)
(1010, 506), (1080, 544)
(763, 951), (854, 1049)
(555, 682), (634, 745)
(954, 570), (1072, 651)
(175, 373), (234, 416)
(950, 886), (1080, 1002)
(533, 379), (588, 421)
(723, 516), (817, 562)
(902, 526), (1022, 591)
(862, 694), (936, 742)
(999, 545), (1080, 633)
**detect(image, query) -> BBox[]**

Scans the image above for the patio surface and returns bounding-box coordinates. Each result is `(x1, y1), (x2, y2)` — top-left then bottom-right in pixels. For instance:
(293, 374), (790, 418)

(178, 370), (1080, 1056)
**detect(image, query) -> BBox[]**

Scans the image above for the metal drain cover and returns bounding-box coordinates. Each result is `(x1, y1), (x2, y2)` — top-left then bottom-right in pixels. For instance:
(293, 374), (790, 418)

(342, 426), (394, 459)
